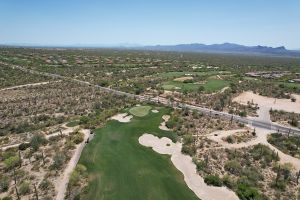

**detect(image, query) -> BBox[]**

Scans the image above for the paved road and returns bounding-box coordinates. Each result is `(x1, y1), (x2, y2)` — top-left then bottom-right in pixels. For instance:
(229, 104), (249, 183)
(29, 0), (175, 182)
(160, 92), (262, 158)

(2, 61), (300, 135)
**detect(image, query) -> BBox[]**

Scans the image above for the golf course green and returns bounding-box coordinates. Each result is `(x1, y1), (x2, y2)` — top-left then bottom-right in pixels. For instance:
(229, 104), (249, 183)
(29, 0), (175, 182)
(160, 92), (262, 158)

(78, 107), (199, 200)
(129, 105), (152, 117)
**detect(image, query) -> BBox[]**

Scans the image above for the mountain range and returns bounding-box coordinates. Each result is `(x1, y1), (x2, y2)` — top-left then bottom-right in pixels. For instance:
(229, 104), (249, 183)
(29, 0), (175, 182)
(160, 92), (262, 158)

(134, 43), (300, 57)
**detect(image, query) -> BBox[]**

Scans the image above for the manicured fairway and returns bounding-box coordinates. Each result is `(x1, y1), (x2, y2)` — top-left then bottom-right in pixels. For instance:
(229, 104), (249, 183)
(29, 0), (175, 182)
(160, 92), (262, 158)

(129, 105), (152, 117)
(158, 71), (230, 78)
(162, 81), (199, 91)
(161, 79), (229, 92)
(203, 79), (229, 92)
(78, 108), (199, 200)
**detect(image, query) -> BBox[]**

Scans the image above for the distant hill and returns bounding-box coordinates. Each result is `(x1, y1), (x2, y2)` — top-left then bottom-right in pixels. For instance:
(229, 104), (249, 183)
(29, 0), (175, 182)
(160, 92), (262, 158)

(135, 43), (300, 57)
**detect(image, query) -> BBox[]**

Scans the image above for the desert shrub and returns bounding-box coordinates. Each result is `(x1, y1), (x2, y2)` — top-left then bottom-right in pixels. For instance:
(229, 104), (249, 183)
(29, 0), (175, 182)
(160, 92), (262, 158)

(183, 135), (194, 145)
(204, 175), (222, 187)
(69, 170), (80, 187)
(18, 143), (30, 151)
(2, 150), (16, 160)
(65, 140), (76, 150)
(239, 111), (247, 117)
(270, 179), (286, 191)
(181, 145), (196, 156)
(241, 167), (264, 186)
(166, 120), (176, 129)
(71, 133), (84, 144)
(193, 159), (206, 171)
(222, 175), (235, 189)
(3, 155), (20, 170)
(51, 153), (66, 170)
(236, 183), (263, 200)
(30, 134), (47, 151)
(268, 133), (300, 158)
(289, 118), (298, 127)
(224, 160), (242, 175)
(2, 197), (13, 200)
(39, 179), (53, 191)
(48, 135), (62, 143)
(19, 181), (30, 195)
(75, 164), (87, 175)
(67, 164), (88, 195)
(250, 144), (279, 164)
(226, 135), (235, 143)
(0, 176), (9, 192)
(79, 116), (89, 125)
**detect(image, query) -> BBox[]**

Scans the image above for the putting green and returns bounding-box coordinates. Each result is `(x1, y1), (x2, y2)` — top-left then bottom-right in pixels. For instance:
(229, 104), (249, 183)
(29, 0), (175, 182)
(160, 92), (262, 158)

(129, 106), (152, 117)
(78, 108), (199, 200)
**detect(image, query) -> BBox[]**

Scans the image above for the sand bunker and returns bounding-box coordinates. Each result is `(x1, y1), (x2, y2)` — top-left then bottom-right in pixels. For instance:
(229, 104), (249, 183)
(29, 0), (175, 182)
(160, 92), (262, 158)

(139, 134), (239, 200)
(174, 76), (194, 82)
(111, 113), (133, 123)
(159, 115), (170, 131)
(151, 110), (159, 113)
(220, 86), (229, 93)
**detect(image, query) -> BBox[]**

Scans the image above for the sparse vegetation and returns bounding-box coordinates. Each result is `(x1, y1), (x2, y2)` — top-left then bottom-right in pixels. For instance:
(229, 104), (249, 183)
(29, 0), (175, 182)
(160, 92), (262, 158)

(268, 133), (300, 158)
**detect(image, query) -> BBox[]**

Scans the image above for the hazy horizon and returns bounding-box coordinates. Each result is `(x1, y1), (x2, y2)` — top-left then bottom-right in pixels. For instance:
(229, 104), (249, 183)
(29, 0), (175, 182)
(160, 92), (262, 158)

(1, 42), (299, 50)
(1, 0), (300, 49)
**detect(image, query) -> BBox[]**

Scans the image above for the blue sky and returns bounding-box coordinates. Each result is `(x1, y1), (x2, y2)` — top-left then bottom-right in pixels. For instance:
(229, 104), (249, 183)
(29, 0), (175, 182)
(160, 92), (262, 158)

(0, 0), (299, 49)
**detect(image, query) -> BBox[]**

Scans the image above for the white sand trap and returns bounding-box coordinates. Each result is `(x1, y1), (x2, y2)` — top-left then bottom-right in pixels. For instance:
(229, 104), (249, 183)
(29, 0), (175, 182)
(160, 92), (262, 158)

(151, 109), (159, 113)
(174, 76), (194, 82)
(111, 113), (133, 123)
(159, 115), (170, 131)
(220, 86), (229, 93)
(139, 134), (239, 200)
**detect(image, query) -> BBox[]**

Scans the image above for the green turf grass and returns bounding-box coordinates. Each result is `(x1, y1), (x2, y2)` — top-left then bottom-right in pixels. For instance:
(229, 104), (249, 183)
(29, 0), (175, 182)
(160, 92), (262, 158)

(129, 106), (152, 117)
(78, 108), (199, 200)
(203, 79), (229, 92)
(158, 71), (230, 78)
(162, 81), (199, 91)
(161, 79), (229, 92)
